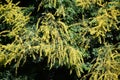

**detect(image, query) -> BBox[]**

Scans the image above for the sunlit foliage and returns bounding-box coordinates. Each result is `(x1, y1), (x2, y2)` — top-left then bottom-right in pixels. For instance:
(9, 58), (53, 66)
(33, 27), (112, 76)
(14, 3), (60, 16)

(0, 0), (84, 77)
(0, 0), (120, 80)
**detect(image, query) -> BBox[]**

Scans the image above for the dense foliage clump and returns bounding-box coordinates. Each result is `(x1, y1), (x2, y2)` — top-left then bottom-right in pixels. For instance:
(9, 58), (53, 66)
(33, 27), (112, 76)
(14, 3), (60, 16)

(0, 0), (120, 80)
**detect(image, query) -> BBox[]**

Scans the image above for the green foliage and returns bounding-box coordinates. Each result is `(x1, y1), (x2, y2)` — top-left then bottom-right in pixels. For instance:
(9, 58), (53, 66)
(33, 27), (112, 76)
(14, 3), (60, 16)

(0, 70), (28, 80)
(85, 44), (120, 80)
(75, 0), (120, 80)
(0, 0), (120, 80)
(36, 13), (84, 77)
(0, 0), (84, 77)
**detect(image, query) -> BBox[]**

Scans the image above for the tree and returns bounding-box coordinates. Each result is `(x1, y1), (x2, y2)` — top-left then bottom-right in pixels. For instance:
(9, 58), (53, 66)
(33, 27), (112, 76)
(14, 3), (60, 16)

(0, 0), (120, 80)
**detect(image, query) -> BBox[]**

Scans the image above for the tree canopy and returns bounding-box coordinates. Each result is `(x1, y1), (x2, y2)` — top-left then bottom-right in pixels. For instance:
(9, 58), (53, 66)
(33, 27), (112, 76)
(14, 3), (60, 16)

(0, 0), (120, 80)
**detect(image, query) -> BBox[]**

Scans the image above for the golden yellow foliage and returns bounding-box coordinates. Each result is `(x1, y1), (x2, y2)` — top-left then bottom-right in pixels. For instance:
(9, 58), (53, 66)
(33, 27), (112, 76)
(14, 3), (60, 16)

(88, 43), (120, 80)
(0, 0), (120, 79)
